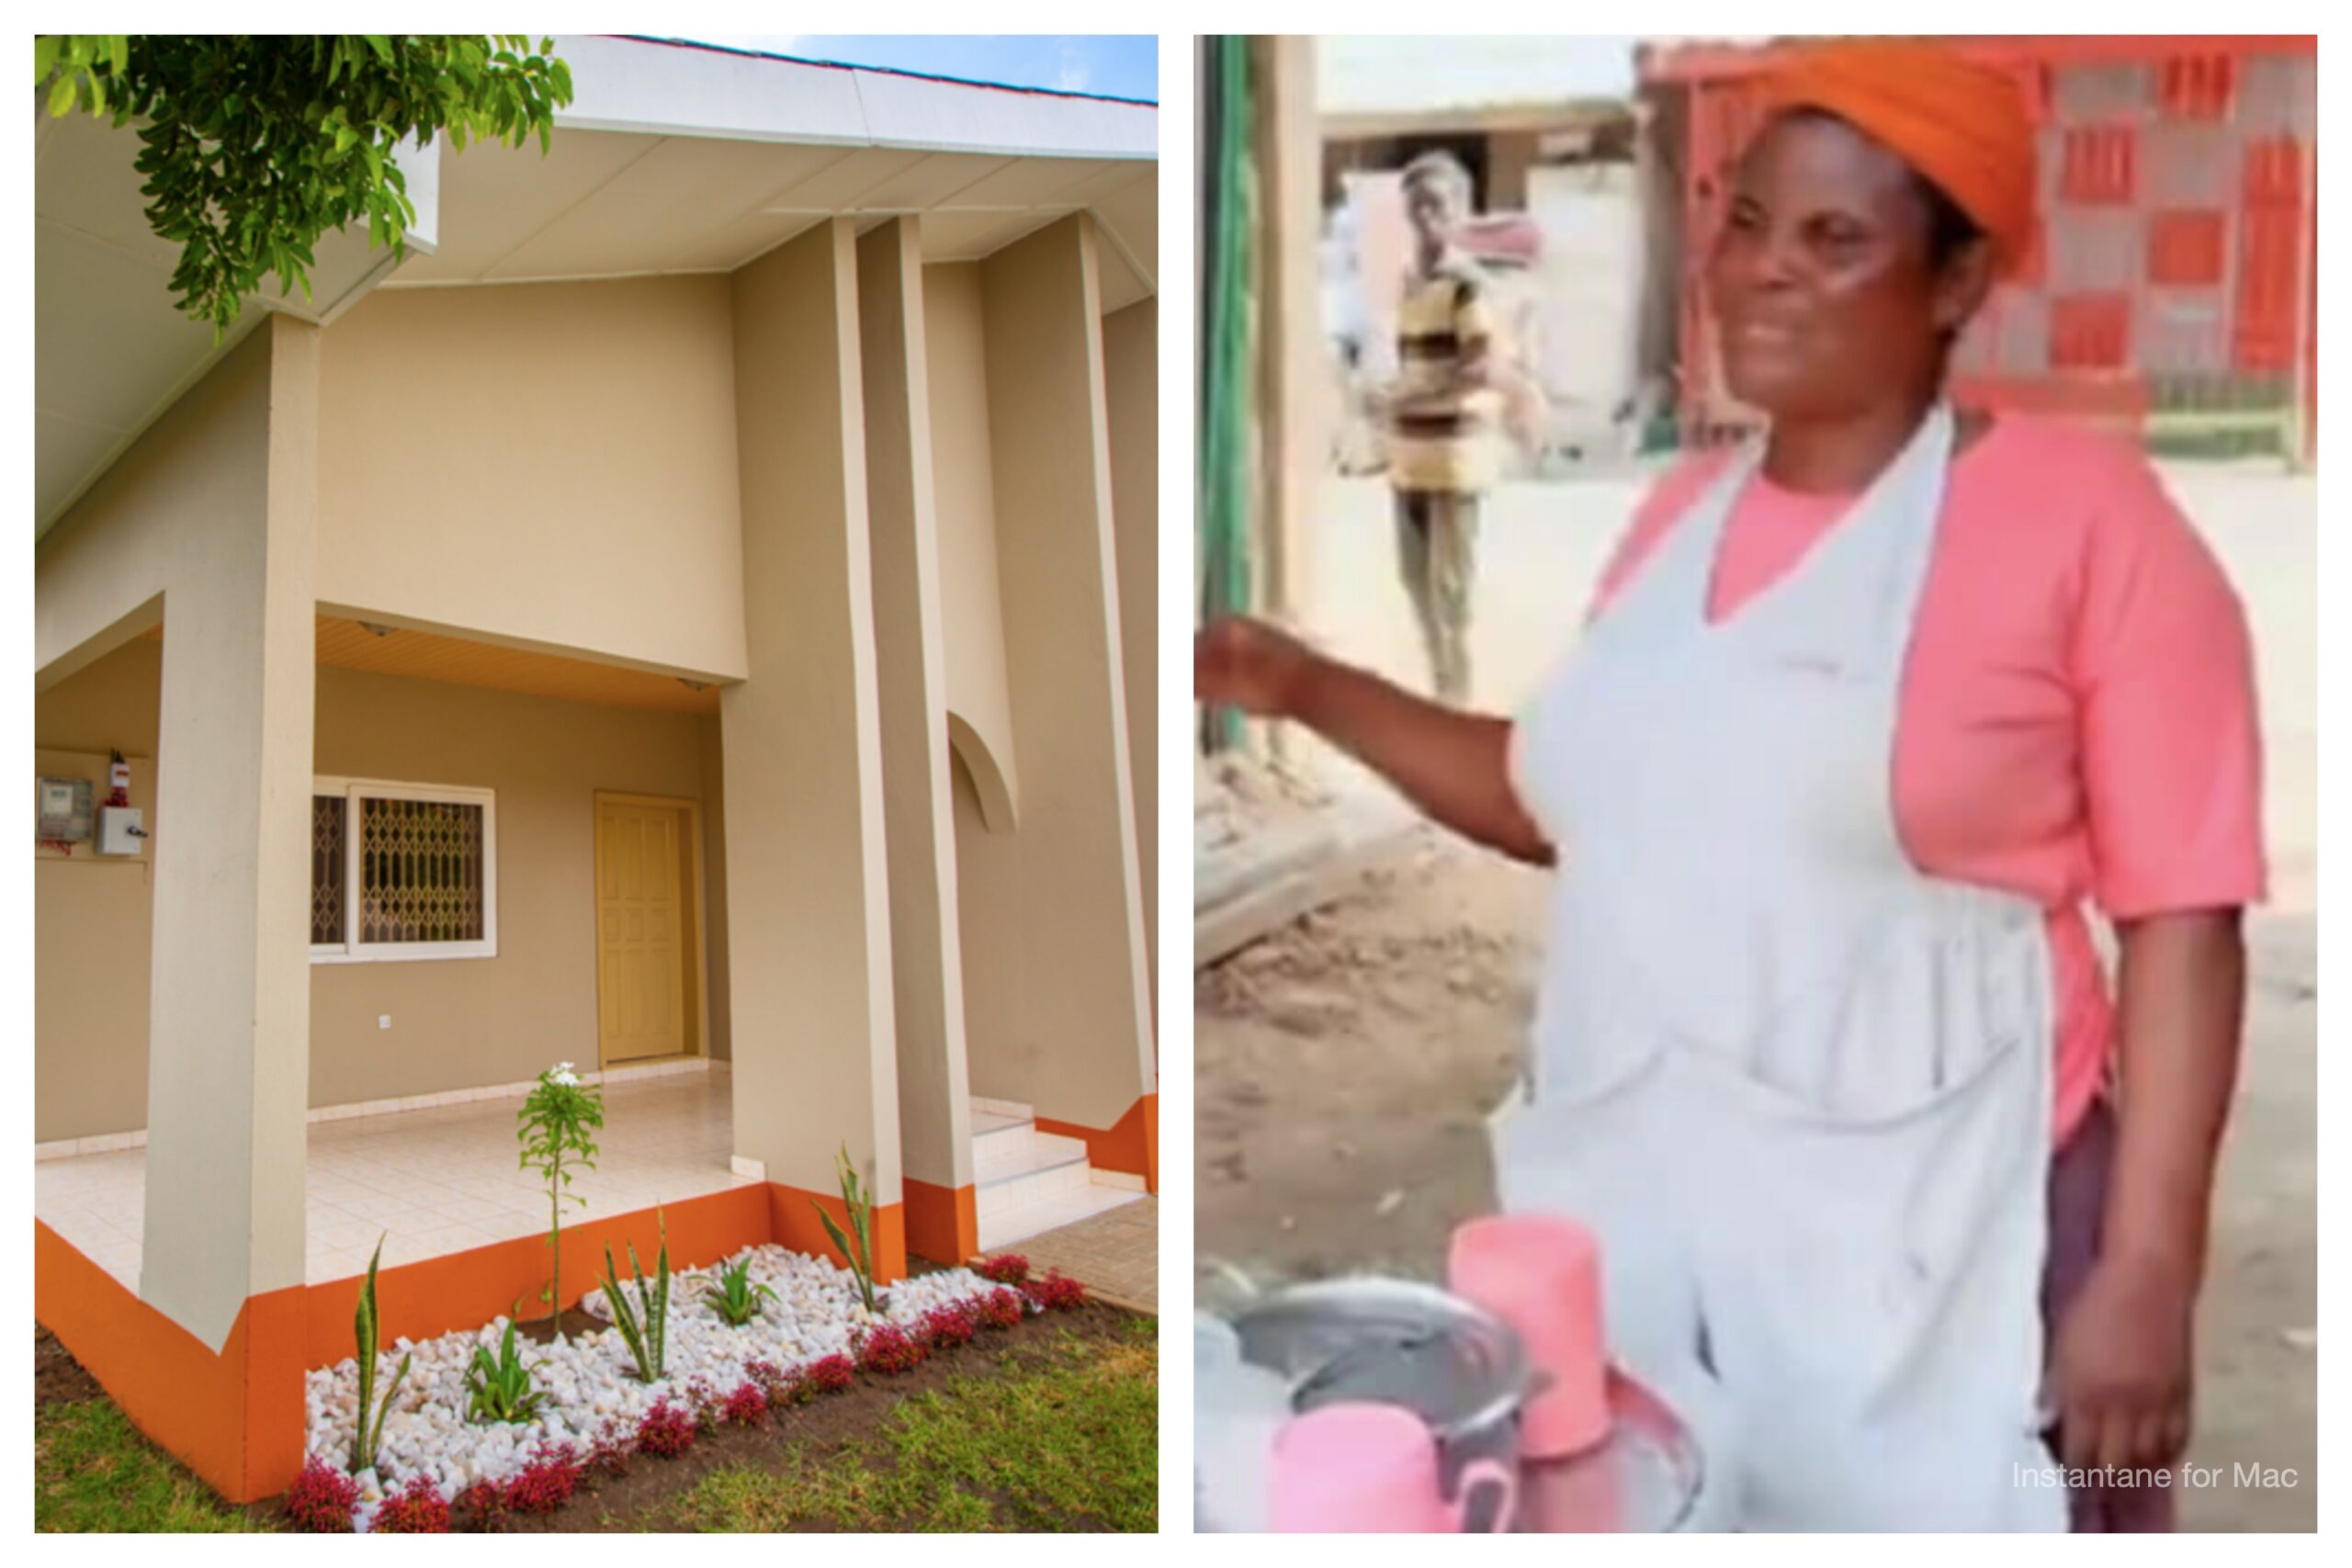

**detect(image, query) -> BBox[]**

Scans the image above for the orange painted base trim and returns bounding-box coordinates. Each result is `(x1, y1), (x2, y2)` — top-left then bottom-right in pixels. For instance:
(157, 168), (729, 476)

(36, 1221), (306, 1505)
(300, 1184), (770, 1370)
(766, 1184), (909, 1284)
(902, 1178), (979, 1265)
(1035, 1091), (1158, 1194)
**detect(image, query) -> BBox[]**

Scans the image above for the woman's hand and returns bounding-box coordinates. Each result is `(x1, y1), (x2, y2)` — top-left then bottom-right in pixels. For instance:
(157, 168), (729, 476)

(1195, 616), (1322, 718)
(2045, 1252), (2197, 1473)
(1193, 615), (1553, 866)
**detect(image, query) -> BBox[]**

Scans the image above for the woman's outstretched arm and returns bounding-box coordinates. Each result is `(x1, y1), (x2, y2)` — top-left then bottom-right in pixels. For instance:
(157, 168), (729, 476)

(1195, 616), (1554, 867)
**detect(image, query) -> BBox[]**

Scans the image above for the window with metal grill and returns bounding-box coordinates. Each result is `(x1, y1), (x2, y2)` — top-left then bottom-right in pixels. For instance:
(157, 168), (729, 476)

(310, 777), (497, 962)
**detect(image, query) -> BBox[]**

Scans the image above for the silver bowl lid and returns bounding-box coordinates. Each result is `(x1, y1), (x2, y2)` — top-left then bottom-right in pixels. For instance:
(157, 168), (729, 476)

(1227, 1277), (1535, 1441)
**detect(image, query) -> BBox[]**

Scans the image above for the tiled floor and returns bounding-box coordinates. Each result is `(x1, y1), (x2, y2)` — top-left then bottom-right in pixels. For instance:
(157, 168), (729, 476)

(1015, 1195), (1158, 1313)
(35, 1067), (754, 1289)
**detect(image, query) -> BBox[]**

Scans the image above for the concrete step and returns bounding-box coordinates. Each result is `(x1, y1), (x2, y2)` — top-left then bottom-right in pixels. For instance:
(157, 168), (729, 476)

(974, 1133), (1090, 1217)
(975, 1180), (1148, 1253)
(971, 1108), (1035, 1163)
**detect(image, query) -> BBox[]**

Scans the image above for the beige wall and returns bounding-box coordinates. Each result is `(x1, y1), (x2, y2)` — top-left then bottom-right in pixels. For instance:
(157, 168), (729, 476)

(723, 219), (904, 1204)
(951, 750), (1028, 1087)
(36, 321), (318, 1350)
(965, 216), (1157, 1129)
(921, 264), (1020, 823)
(1102, 298), (1158, 1013)
(34, 639), (164, 1143)
(36, 641), (714, 1137)
(308, 670), (707, 1107)
(315, 278), (750, 682)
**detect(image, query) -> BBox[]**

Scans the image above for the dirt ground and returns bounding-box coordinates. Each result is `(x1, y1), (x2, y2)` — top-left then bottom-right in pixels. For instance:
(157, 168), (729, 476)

(1196, 462), (2318, 1531)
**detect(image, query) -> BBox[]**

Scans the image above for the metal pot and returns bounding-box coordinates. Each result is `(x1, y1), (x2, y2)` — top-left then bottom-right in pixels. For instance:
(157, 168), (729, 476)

(1227, 1278), (1538, 1527)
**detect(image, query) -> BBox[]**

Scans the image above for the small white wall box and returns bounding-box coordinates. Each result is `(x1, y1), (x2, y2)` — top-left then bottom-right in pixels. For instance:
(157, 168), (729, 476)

(37, 777), (93, 842)
(97, 807), (144, 856)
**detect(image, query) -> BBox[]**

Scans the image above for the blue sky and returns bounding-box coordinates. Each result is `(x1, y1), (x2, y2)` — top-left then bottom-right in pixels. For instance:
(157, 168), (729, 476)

(664, 35), (1157, 103)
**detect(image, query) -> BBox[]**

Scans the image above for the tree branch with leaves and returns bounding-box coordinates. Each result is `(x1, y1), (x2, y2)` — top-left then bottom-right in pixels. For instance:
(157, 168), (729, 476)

(35, 34), (572, 337)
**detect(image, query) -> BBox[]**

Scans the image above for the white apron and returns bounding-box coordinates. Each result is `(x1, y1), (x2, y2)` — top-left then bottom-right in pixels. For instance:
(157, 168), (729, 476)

(1495, 405), (2064, 1531)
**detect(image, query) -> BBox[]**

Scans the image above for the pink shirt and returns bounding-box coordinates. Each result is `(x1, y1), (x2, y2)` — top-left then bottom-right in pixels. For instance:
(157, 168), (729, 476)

(1586, 415), (2267, 1144)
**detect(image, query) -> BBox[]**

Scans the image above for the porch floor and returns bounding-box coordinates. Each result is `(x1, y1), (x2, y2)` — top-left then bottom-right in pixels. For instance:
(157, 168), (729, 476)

(35, 1066), (752, 1290)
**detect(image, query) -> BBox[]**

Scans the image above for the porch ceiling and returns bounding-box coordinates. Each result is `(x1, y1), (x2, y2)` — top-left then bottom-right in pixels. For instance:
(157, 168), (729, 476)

(146, 616), (724, 715)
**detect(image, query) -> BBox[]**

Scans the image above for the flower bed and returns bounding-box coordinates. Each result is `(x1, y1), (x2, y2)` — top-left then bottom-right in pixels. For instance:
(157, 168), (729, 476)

(302, 1246), (1030, 1530)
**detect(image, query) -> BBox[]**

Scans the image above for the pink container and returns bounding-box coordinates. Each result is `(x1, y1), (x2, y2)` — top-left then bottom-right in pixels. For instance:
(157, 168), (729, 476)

(1447, 1213), (1611, 1458)
(1271, 1402), (1518, 1533)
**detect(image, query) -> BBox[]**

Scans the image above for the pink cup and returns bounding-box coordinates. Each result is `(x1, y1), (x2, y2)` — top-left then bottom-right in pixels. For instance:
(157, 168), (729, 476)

(1447, 1213), (1611, 1458)
(1271, 1402), (1518, 1533)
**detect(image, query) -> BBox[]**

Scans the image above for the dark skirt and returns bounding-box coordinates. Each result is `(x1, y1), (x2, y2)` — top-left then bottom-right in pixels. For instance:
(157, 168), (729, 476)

(2041, 1096), (2177, 1532)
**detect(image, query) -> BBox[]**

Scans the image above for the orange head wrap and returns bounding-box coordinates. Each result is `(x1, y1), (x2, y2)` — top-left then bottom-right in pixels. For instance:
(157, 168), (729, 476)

(1758, 39), (2038, 275)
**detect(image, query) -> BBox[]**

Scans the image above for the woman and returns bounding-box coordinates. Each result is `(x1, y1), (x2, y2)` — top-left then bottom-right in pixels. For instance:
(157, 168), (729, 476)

(1197, 41), (2262, 1532)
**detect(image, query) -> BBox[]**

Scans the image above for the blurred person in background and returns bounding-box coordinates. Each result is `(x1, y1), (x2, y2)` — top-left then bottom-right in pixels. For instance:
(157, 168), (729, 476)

(1376, 149), (1508, 705)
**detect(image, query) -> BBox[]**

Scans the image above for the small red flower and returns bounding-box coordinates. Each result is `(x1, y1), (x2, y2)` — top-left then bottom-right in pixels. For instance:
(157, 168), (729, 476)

(1023, 1269), (1087, 1311)
(978, 1286), (1026, 1330)
(455, 1478), (505, 1526)
(500, 1441), (582, 1516)
(921, 1300), (979, 1349)
(723, 1381), (770, 1427)
(975, 1253), (1031, 1285)
(854, 1321), (929, 1375)
(803, 1352), (855, 1393)
(371, 1473), (452, 1533)
(684, 1375), (726, 1427)
(585, 1416), (635, 1475)
(285, 1456), (359, 1533)
(636, 1398), (697, 1459)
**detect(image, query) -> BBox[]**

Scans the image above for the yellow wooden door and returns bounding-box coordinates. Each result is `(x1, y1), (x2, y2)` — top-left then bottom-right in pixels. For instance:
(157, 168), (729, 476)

(596, 801), (687, 1064)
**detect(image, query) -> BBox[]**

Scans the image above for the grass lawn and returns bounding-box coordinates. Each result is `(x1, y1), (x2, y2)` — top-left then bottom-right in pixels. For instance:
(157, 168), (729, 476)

(34, 1310), (1157, 1533)
(654, 1315), (1159, 1531)
(35, 1399), (260, 1533)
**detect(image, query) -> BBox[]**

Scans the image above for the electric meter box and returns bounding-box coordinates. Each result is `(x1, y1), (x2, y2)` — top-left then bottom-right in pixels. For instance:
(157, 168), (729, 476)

(97, 807), (144, 857)
(37, 777), (93, 843)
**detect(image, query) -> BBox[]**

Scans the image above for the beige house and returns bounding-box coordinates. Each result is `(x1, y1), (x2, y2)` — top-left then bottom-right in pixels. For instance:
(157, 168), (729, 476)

(33, 36), (1158, 1501)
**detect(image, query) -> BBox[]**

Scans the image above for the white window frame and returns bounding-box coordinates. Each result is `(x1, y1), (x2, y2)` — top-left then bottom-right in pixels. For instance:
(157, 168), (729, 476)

(310, 775), (499, 964)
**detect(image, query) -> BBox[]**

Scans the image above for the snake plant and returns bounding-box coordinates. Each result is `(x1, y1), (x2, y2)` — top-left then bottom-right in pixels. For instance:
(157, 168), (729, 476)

(351, 1235), (413, 1472)
(599, 1209), (671, 1383)
(812, 1144), (880, 1314)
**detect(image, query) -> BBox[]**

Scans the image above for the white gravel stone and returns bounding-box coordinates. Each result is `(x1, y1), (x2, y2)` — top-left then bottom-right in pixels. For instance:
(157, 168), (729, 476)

(305, 1245), (1035, 1495)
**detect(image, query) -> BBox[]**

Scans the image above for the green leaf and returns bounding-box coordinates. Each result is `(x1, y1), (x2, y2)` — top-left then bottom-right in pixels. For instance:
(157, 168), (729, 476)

(34, 36), (62, 81)
(63, 35), (570, 333)
(813, 1202), (855, 1269)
